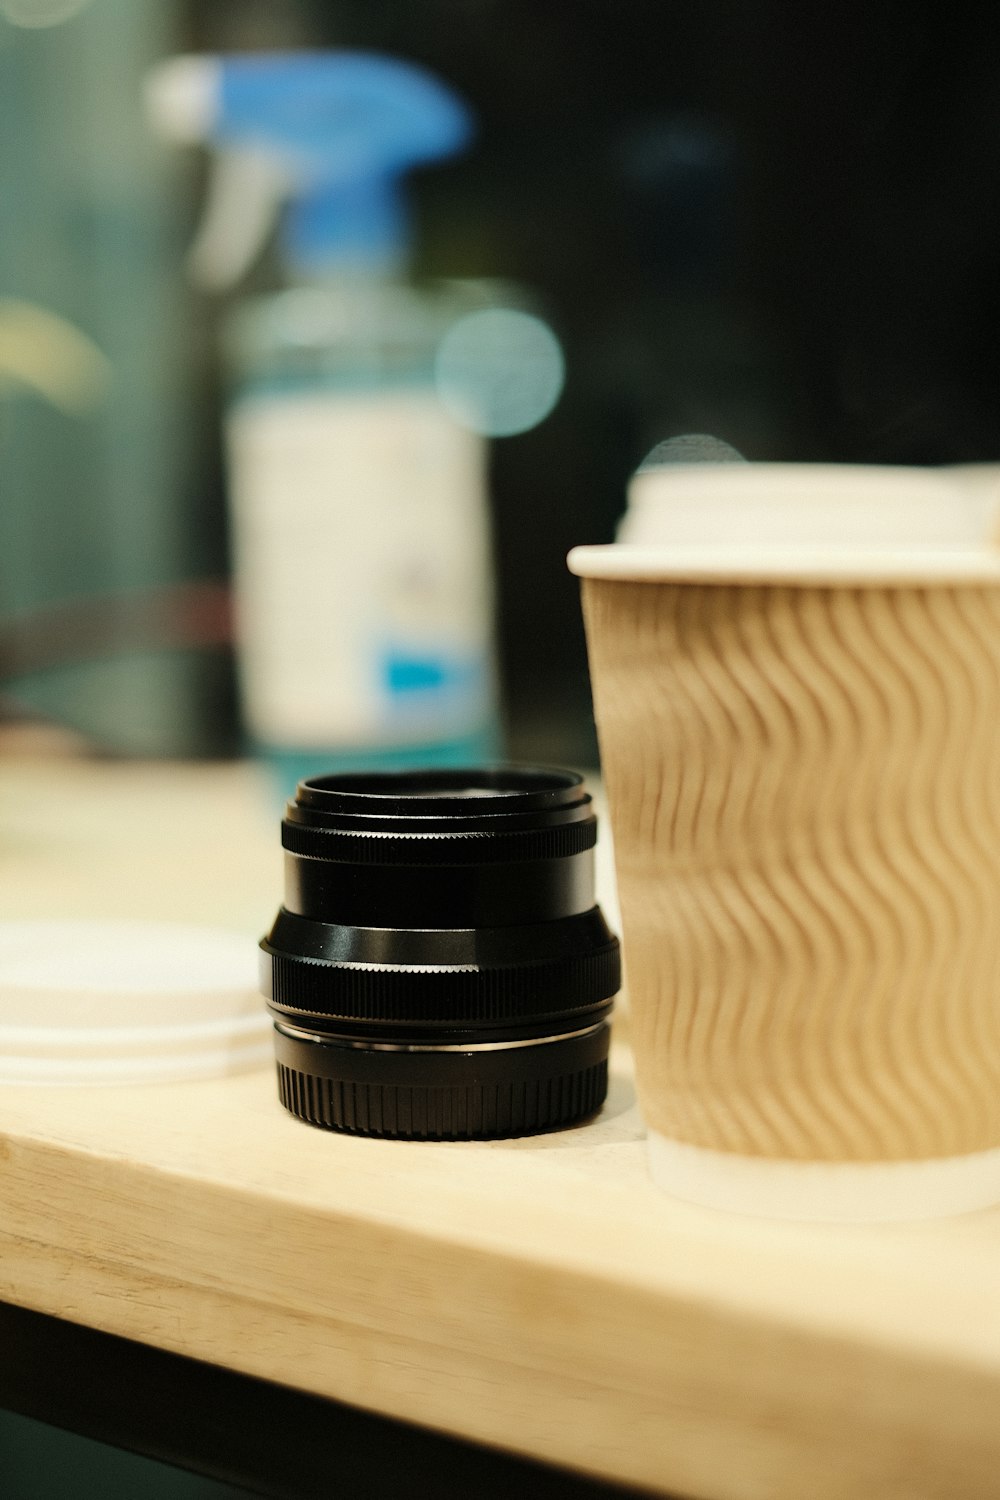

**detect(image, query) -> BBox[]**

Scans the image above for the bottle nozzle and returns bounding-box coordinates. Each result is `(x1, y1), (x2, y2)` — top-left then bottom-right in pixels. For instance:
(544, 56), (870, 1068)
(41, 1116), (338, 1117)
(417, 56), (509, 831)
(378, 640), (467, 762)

(144, 55), (220, 144)
(144, 50), (472, 287)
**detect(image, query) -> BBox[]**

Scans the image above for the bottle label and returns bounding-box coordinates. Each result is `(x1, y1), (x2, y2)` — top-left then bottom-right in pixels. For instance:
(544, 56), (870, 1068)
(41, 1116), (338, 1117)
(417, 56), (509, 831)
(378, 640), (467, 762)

(226, 390), (496, 748)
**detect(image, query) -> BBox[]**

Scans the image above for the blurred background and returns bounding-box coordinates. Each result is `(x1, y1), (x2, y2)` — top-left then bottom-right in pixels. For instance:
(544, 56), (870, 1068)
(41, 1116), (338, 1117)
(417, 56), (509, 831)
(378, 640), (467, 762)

(4, 0), (1000, 770)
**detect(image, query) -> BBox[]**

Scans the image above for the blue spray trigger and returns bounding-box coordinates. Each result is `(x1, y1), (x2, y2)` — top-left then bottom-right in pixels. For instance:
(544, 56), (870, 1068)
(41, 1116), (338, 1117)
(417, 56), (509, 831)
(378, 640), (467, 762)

(214, 52), (472, 269)
(216, 52), (472, 165)
(286, 174), (407, 270)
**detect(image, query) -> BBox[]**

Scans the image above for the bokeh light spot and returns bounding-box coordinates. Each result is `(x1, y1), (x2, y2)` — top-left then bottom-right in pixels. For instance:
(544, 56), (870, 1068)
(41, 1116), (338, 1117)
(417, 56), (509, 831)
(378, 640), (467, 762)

(638, 434), (746, 471)
(1, 0), (91, 27)
(435, 308), (565, 438)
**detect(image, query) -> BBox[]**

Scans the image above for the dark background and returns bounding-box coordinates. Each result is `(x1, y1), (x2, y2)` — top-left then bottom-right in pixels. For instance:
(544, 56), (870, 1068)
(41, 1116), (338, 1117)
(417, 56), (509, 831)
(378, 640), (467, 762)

(185, 1), (1000, 762)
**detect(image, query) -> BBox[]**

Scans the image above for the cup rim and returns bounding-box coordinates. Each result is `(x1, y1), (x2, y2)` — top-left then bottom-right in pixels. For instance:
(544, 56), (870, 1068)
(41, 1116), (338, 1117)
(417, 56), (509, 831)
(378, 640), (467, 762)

(567, 544), (1000, 586)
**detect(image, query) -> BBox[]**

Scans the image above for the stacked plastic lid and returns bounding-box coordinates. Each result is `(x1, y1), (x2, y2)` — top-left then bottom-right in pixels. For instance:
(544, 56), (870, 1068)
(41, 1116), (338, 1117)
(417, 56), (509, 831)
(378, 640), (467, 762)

(0, 921), (270, 1085)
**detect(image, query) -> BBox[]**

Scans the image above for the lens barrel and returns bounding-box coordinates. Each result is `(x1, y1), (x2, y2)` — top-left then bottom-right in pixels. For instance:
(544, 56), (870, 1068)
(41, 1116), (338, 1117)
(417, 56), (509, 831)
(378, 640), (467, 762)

(261, 766), (620, 1139)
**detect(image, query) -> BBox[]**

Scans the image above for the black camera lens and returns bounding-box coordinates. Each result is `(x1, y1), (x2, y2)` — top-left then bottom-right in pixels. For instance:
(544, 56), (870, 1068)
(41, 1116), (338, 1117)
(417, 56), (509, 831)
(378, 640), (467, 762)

(260, 766), (620, 1139)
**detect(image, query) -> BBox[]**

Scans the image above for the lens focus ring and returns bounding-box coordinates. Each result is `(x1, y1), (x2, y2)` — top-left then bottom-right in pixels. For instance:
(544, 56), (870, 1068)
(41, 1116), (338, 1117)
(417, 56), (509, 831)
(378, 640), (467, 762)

(280, 817), (598, 863)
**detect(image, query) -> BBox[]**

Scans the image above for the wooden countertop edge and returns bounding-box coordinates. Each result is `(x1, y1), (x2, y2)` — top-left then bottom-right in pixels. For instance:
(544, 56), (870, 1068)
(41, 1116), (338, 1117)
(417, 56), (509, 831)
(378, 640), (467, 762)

(3, 1125), (1000, 1500)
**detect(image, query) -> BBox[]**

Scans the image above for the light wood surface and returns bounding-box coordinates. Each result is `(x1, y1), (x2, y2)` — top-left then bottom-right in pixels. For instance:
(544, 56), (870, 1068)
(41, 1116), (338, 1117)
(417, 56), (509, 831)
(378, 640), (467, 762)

(583, 577), (1000, 1164)
(5, 759), (1000, 1498)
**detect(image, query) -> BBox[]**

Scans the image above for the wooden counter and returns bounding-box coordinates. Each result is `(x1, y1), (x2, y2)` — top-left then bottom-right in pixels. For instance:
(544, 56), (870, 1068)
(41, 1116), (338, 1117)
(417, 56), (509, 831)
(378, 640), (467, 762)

(2, 759), (1000, 1499)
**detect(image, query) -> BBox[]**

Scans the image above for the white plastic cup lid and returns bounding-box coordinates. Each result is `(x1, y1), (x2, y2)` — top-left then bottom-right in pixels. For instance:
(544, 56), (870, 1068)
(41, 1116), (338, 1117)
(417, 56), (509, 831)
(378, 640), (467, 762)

(619, 462), (998, 547)
(0, 920), (271, 1085)
(572, 463), (1000, 585)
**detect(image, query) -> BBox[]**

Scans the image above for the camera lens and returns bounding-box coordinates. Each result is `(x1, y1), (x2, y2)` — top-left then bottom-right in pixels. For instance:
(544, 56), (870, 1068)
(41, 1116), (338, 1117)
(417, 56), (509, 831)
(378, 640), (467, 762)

(260, 766), (620, 1139)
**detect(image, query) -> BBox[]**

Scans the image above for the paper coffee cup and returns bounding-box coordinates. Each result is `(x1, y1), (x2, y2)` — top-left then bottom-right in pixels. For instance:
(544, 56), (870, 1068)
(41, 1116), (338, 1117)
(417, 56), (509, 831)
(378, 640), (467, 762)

(571, 465), (1000, 1220)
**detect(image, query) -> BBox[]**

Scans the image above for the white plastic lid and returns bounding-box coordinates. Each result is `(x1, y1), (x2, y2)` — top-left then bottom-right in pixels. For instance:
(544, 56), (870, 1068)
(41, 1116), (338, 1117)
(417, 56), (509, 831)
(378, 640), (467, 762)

(571, 463), (1000, 585)
(0, 921), (271, 1085)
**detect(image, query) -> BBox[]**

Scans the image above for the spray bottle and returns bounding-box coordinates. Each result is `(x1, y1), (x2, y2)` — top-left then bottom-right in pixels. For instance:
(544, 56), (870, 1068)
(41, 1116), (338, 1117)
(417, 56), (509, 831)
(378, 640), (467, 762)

(145, 52), (501, 788)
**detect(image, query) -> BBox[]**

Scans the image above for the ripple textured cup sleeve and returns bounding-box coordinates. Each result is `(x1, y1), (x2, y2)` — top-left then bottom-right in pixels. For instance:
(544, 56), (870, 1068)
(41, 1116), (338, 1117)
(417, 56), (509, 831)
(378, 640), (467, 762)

(580, 575), (1000, 1218)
